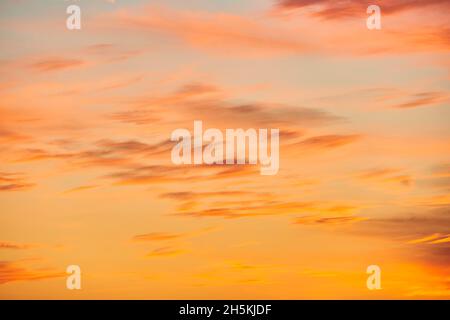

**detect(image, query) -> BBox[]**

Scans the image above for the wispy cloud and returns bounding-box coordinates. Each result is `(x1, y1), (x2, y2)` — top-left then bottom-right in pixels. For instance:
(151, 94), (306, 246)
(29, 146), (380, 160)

(63, 185), (98, 194)
(295, 134), (361, 149)
(29, 57), (85, 72)
(176, 201), (317, 219)
(146, 246), (186, 258)
(0, 172), (34, 192)
(357, 168), (413, 187)
(294, 215), (367, 225)
(0, 242), (37, 250)
(160, 191), (263, 201)
(101, 4), (450, 57)
(276, 0), (450, 19)
(407, 233), (450, 245)
(391, 92), (448, 109)
(0, 260), (64, 285)
(109, 6), (311, 57)
(132, 232), (182, 242)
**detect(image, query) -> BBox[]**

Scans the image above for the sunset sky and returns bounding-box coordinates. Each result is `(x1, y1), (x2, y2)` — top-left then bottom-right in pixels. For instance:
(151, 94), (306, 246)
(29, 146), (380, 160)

(0, 0), (449, 299)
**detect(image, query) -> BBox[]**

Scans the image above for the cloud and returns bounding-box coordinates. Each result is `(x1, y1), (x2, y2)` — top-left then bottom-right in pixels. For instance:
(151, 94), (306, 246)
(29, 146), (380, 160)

(109, 5), (311, 57)
(182, 101), (340, 128)
(106, 165), (191, 185)
(291, 205), (365, 226)
(175, 83), (221, 97)
(176, 201), (316, 219)
(95, 139), (173, 156)
(132, 232), (182, 242)
(410, 194), (450, 207)
(407, 233), (450, 245)
(357, 168), (413, 187)
(419, 164), (450, 192)
(110, 82), (342, 130)
(294, 215), (367, 225)
(0, 242), (37, 250)
(3, 44), (142, 78)
(15, 138), (175, 169)
(276, 0), (450, 19)
(108, 109), (160, 125)
(358, 168), (402, 180)
(84, 43), (116, 54)
(0, 129), (31, 143)
(0, 172), (35, 192)
(63, 185), (98, 194)
(354, 206), (450, 267)
(405, 284), (450, 298)
(107, 164), (258, 186)
(123, 82), (223, 110)
(95, 75), (144, 92)
(382, 175), (413, 187)
(131, 227), (216, 247)
(360, 207), (450, 237)
(295, 134), (361, 149)
(430, 237), (450, 244)
(100, 4), (450, 57)
(431, 163), (450, 177)
(160, 191), (259, 201)
(164, 187), (362, 222)
(29, 57), (85, 72)
(0, 260), (64, 285)
(83, 43), (143, 63)
(391, 92), (448, 109)
(146, 246), (186, 258)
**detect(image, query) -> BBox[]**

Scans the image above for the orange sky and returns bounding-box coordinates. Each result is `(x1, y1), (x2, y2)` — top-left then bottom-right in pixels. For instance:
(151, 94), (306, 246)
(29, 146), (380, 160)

(0, 0), (449, 299)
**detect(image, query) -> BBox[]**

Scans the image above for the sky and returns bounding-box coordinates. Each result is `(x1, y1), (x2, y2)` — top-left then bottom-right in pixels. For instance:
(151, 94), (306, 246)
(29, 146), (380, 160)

(0, 0), (449, 299)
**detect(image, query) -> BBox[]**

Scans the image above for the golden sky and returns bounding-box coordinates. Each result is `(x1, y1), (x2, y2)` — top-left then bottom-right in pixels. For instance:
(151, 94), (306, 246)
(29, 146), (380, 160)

(0, 0), (449, 299)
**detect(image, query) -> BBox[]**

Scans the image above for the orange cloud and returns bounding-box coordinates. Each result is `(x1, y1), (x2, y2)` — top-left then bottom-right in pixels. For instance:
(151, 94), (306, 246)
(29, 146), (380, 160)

(0, 172), (34, 192)
(391, 92), (448, 109)
(407, 233), (450, 245)
(82, 43), (143, 63)
(14, 138), (175, 169)
(160, 191), (260, 201)
(146, 246), (186, 258)
(108, 164), (258, 186)
(29, 57), (85, 72)
(0, 129), (31, 143)
(0, 260), (64, 285)
(295, 134), (361, 149)
(276, 0), (450, 19)
(357, 168), (413, 187)
(132, 232), (182, 242)
(293, 215), (366, 225)
(110, 82), (341, 130)
(176, 201), (316, 219)
(110, 6), (311, 57)
(0, 242), (37, 250)
(100, 4), (450, 57)
(63, 185), (98, 194)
